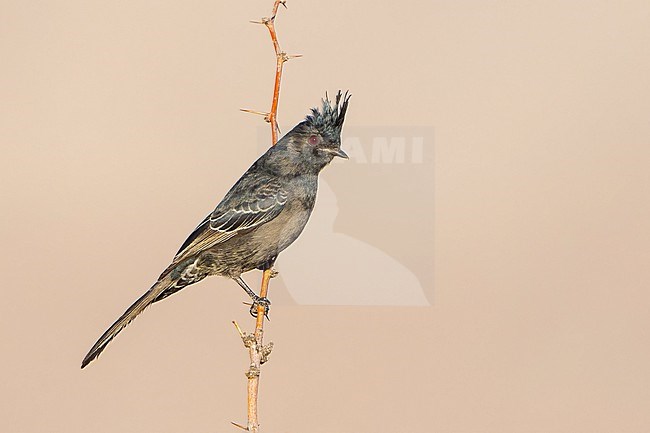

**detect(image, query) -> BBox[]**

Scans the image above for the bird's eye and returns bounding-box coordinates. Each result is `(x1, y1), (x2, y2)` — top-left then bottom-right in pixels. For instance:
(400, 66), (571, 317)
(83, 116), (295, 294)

(308, 135), (319, 145)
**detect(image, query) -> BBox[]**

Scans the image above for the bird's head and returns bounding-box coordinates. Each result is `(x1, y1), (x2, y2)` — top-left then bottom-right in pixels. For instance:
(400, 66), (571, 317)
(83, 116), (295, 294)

(277, 91), (351, 173)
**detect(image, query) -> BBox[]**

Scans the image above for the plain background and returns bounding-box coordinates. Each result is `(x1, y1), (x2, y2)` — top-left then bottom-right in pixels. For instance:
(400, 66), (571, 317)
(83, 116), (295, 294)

(2, 1), (650, 432)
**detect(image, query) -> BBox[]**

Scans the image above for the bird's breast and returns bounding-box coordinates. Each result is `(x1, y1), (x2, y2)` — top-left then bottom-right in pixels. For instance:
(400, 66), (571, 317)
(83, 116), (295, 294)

(256, 197), (314, 253)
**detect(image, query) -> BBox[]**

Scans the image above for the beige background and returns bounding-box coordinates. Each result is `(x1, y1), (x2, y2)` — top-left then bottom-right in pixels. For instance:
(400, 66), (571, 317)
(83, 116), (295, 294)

(2, 1), (650, 432)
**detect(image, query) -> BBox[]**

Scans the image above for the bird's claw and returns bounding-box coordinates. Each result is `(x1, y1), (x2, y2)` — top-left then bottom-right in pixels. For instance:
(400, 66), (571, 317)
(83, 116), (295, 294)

(250, 296), (271, 320)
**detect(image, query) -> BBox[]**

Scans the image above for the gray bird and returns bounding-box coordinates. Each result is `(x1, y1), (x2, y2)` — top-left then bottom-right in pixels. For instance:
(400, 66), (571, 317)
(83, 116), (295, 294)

(81, 91), (350, 369)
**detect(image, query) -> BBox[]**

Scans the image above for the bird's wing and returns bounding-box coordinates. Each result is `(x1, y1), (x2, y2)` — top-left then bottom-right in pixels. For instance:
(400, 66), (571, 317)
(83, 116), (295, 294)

(172, 178), (288, 263)
(208, 178), (288, 233)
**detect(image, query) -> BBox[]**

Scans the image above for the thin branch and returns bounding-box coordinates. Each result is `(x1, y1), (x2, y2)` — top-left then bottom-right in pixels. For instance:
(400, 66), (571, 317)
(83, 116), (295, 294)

(242, 0), (301, 145)
(234, 1), (297, 432)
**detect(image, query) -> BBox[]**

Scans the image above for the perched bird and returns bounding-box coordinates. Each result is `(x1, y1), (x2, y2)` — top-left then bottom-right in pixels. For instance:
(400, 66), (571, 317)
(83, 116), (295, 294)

(81, 91), (350, 369)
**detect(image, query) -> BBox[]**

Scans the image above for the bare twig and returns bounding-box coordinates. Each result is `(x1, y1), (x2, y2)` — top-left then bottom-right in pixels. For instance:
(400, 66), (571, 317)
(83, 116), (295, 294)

(242, 0), (301, 144)
(234, 1), (298, 431)
(231, 269), (275, 432)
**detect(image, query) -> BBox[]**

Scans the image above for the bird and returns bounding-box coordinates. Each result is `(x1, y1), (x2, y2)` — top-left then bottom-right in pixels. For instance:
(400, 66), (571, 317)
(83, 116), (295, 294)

(81, 91), (351, 369)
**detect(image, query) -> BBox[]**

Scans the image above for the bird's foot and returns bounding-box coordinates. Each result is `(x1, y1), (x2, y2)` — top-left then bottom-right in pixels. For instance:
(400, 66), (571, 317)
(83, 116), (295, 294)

(249, 296), (271, 320)
(269, 269), (279, 278)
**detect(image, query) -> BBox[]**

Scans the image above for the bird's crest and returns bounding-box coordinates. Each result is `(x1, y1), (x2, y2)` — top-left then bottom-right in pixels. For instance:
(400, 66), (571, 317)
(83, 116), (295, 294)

(304, 90), (351, 137)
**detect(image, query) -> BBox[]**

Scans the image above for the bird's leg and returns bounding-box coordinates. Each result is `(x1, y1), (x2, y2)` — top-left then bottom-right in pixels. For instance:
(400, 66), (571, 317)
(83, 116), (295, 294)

(234, 276), (271, 319)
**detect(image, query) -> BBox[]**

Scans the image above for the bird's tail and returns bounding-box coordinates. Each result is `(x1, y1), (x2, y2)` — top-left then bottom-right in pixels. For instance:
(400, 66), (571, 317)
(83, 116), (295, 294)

(81, 277), (173, 369)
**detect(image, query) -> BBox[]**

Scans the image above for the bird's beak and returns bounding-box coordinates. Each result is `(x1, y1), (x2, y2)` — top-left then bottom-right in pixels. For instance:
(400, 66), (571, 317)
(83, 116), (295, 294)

(327, 148), (349, 159)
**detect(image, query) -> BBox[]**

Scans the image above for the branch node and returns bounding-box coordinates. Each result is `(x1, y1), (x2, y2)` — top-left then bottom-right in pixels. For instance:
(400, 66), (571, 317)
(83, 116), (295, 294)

(260, 342), (274, 365)
(243, 334), (256, 349)
(246, 365), (261, 379)
(235, 321), (256, 348)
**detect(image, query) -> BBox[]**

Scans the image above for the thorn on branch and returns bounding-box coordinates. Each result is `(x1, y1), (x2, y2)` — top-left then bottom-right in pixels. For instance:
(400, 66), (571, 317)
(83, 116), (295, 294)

(278, 52), (302, 64)
(240, 108), (272, 123)
(231, 421), (249, 431)
(250, 17), (273, 26)
(232, 321), (244, 338)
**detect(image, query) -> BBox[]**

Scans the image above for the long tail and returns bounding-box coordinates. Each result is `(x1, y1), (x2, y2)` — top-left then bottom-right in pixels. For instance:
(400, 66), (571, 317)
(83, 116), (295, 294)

(81, 277), (173, 369)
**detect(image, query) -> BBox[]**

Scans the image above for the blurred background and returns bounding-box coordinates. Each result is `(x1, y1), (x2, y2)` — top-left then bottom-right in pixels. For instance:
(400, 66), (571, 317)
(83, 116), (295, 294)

(1, 1), (649, 432)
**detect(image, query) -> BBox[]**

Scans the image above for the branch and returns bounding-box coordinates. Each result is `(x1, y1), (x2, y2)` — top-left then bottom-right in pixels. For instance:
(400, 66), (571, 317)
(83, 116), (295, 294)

(235, 1), (299, 432)
(241, 0), (301, 144)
